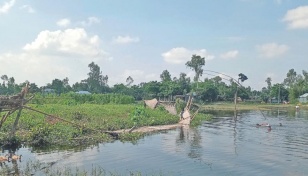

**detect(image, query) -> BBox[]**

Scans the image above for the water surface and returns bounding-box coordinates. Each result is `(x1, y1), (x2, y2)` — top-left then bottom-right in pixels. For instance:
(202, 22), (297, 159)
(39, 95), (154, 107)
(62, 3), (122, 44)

(2, 109), (308, 175)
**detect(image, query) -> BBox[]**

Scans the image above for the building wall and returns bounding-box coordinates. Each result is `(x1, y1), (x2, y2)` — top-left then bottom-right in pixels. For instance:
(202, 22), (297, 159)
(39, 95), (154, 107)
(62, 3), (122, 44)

(299, 97), (308, 103)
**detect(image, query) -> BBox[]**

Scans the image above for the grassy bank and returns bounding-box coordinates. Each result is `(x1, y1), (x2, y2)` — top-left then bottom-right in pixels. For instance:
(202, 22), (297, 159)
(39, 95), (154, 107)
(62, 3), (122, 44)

(0, 103), (179, 148)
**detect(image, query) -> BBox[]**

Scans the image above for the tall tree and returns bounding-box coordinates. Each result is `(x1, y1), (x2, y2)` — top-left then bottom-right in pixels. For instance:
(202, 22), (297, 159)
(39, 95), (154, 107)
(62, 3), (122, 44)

(265, 77), (272, 90)
(1, 75), (8, 87)
(284, 69), (297, 88)
(178, 72), (191, 95)
(29, 83), (40, 93)
(270, 84), (288, 102)
(185, 55), (205, 83)
(160, 70), (172, 82)
(235, 73), (248, 112)
(51, 78), (64, 95)
(86, 62), (104, 93)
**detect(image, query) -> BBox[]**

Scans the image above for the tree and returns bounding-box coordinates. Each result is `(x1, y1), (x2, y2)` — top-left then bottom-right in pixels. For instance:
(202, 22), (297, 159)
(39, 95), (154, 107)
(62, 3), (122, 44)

(235, 73), (248, 111)
(198, 82), (219, 102)
(29, 83), (40, 93)
(185, 55), (205, 83)
(159, 81), (181, 98)
(1, 75), (8, 87)
(260, 87), (270, 103)
(160, 70), (172, 82)
(86, 62), (107, 93)
(284, 69), (297, 88)
(265, 77), (272, 90)
(142, 81), (161, 99)
(113, 83), (130, 94)
(270, 84), (288, 102)
(7, 77), (16, 94)
(51, 79), (64, 95)
(177, 73), (191, 95)
(211, 76), (222, 86)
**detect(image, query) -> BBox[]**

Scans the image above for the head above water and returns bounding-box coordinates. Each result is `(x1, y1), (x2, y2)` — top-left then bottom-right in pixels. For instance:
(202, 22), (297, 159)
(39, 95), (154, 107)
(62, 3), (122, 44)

(256, 123), (270, 127)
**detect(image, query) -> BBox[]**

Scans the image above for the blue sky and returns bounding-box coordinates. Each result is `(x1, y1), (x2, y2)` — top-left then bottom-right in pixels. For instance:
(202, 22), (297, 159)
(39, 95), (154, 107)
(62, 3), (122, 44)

(0, 0), (307, 90)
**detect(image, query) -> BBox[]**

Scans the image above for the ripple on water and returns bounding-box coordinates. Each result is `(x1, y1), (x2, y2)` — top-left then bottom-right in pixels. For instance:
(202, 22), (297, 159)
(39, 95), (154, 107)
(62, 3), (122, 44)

(3, 110), (308, 176)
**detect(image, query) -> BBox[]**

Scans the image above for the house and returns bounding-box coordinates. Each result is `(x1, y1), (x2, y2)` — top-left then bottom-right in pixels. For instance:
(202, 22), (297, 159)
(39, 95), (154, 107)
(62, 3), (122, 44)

(270, 97), (279, 104)
(298, 93), (308, 103)
(75, 91), (91, 95)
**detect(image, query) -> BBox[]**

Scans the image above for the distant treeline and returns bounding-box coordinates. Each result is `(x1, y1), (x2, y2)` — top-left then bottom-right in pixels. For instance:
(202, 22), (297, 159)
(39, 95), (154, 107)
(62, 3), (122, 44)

(1, 57), (308, 104)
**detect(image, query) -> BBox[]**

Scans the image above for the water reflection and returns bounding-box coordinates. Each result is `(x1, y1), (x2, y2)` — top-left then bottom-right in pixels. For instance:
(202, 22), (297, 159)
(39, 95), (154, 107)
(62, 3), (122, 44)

(176, 126), (202, 159)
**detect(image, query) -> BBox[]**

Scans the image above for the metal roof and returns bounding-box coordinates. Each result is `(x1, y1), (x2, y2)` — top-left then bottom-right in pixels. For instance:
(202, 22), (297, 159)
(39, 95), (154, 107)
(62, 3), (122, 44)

(299, 93), (308, 98)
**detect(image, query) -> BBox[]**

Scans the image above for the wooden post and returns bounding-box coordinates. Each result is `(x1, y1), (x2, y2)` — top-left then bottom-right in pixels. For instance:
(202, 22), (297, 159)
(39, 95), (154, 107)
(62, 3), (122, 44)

(234, 79), (239, 118)
(10, 83), (29, 138)
(9, 108), (23, 138)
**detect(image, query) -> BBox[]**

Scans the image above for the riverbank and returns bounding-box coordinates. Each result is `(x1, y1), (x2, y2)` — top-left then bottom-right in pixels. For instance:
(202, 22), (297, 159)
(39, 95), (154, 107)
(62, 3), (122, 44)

(0, 102), (304, 148)
(0, 103), (211, 148)
(200, 102), (307, 111)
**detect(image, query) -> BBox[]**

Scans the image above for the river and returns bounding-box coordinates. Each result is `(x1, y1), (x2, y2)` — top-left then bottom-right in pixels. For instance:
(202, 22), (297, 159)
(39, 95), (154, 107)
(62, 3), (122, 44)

(1, 108), (308, 175)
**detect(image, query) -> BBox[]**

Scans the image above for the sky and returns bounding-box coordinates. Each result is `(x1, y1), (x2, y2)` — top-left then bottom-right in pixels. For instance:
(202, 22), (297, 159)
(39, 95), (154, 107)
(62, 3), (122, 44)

(0, 0), (307, 90)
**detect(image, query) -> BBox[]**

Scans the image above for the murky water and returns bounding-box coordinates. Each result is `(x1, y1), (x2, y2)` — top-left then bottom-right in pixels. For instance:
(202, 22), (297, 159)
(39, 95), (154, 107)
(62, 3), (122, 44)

(2, 109), (308, 175)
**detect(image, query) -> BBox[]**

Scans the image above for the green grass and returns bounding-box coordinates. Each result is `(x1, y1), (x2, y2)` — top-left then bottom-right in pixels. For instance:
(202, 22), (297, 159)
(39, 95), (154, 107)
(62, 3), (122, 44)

(0, 103), (179, 147)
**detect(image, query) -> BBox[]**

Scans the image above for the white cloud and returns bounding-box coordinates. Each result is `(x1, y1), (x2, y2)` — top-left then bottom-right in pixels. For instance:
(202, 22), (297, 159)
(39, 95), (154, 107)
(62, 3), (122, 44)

(0, 52), (74, 86)
(57, 18), (71, 27)
(256, 43), (289, 58)
(0, 0), (15, 14)
(220, 50), (239, 59)
(112, 35), (140, 44)
(23, 28), (108, 59)
(283, 6), (308, 29)
(162, 47), (215, 64)
(20, 5), (35, 13)
(80, 16), (101, 26)
(0, 28), (112, 86)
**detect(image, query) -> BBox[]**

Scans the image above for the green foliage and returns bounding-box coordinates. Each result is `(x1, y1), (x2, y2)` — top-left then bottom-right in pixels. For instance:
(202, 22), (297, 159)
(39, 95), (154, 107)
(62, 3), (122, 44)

(29, 124), (52, 146)
(0, 134), (21, 147)
(0, 103), (179, 147)
(160, 70), (172, 82)
(130, 106), (148, 126)
(186, 54), (205, 82)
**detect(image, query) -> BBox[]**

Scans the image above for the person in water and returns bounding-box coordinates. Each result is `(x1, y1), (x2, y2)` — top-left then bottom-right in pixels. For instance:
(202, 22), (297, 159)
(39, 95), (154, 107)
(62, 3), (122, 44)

(256, 123), (270, 127)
